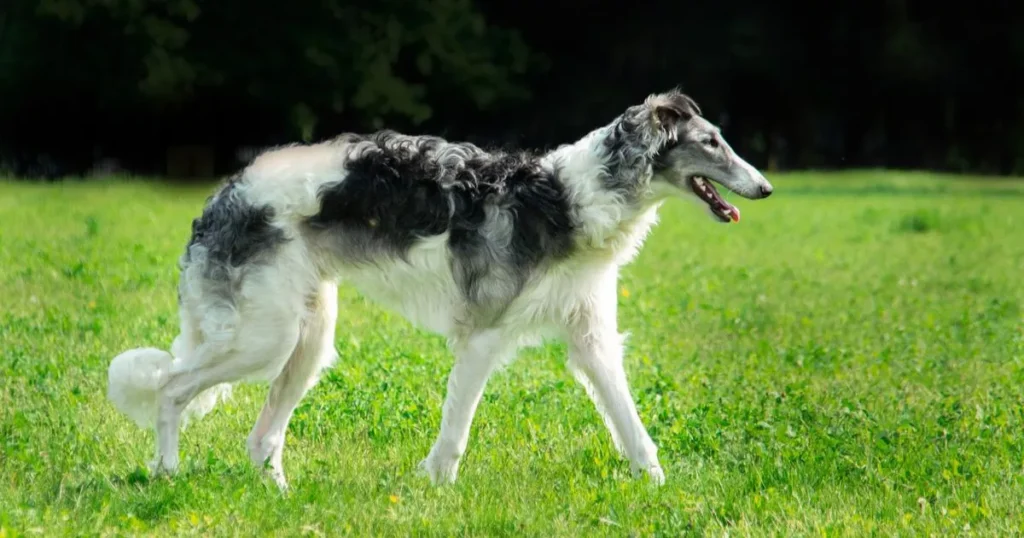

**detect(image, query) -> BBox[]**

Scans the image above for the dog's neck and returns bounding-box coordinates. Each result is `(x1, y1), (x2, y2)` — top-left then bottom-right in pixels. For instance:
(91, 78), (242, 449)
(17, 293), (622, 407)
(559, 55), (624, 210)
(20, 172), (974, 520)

(542, 123), (662, 264)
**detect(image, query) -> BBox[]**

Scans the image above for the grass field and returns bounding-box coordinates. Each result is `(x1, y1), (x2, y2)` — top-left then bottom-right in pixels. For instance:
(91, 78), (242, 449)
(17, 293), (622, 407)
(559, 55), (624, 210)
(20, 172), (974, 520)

(2, 171), (1023, 536)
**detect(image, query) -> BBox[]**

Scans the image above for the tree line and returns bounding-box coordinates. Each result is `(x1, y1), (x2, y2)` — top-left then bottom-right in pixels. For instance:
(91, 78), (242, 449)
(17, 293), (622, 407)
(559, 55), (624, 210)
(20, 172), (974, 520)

(2, 0), (1022, 178)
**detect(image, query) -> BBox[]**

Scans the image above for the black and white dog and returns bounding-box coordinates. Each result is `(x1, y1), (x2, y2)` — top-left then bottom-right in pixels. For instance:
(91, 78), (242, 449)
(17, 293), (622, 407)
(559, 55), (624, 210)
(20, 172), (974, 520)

(108, 89), (773, 490)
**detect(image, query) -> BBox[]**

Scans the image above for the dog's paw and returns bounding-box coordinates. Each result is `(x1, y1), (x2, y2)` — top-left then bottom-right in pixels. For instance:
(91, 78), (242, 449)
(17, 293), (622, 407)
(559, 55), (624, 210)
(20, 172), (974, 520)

(418, 452), (461, 486)
(147, 455), (179, 477)
(267, 467), (290, 493)
(631, 462), (666, 486)
(645, 465), (666, 486)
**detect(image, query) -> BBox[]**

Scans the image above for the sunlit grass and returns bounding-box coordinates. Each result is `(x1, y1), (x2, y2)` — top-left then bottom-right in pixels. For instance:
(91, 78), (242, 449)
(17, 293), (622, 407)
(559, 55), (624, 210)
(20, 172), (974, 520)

(2, 172), (1023, 536)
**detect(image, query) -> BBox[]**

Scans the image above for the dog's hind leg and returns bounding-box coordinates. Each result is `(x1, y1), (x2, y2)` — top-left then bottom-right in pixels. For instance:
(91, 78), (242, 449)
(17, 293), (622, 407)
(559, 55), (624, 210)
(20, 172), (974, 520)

(151, 352), (245, 475)
(564, 280), (665, 485)
(420, 328), (515, 485)
(151, 307), (303, 476)
(247, 281), (339, 490)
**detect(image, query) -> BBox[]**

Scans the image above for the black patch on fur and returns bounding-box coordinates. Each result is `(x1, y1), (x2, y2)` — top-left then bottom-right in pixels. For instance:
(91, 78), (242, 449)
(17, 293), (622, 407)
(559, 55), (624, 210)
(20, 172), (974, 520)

(447, 153), (577, 305)
(306, 131), (577, 307)
(184, 176), (288, 279)
(306, 134), (452, 261)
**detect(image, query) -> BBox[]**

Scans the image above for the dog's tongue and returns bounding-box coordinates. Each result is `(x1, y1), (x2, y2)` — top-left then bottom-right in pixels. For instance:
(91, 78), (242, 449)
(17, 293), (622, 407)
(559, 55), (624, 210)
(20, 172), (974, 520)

(727, 206), (741, 223)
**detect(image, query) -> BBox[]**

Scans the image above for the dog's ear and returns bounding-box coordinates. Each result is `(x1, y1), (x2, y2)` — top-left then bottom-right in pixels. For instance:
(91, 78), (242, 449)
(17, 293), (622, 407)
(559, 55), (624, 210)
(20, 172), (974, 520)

(653, 104), (687, 142)
(646, 92), (700, 143)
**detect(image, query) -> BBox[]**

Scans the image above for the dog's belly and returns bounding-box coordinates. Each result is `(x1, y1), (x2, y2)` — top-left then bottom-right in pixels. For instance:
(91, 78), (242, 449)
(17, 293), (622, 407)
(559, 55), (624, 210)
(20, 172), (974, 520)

(332, 233), (620, 342)
(346, 273), (460, 335)
(337, 235), (462, 336)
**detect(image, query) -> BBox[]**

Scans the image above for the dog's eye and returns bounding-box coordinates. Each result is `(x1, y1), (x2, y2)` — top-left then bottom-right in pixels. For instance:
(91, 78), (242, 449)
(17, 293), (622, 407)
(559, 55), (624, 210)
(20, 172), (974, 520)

(703, 137), (719, 148)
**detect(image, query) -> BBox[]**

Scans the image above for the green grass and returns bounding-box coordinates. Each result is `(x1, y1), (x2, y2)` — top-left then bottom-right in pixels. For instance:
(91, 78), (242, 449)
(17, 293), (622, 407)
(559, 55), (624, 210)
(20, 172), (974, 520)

(2, 171), (1023, 536)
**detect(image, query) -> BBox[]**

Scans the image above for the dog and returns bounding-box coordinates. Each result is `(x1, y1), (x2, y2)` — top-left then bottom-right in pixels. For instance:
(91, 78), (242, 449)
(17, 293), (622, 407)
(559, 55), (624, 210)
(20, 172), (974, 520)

(107, 88), (773, 490)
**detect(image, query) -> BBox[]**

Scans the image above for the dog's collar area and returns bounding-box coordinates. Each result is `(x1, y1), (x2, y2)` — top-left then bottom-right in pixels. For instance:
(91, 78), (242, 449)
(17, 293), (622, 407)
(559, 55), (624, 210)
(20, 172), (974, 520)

(688, 176), (740, 223)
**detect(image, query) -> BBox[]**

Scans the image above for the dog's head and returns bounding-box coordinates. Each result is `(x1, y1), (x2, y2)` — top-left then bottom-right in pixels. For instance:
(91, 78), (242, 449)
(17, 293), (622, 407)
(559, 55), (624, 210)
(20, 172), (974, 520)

(628, 90), (774, 223)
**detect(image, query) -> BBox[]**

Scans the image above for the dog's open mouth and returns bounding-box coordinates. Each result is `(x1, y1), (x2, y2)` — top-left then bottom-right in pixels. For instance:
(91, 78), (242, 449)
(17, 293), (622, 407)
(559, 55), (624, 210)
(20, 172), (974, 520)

(688, 176), (740, 223)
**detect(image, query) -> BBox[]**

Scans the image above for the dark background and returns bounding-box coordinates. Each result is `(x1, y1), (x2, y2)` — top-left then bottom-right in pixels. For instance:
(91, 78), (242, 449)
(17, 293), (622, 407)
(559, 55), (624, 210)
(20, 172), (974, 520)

(2, 0), (1022, 179)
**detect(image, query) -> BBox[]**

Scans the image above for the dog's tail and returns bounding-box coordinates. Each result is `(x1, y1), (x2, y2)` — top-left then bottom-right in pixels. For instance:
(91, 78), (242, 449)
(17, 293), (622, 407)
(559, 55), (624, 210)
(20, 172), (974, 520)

(107, 346), (232, 429)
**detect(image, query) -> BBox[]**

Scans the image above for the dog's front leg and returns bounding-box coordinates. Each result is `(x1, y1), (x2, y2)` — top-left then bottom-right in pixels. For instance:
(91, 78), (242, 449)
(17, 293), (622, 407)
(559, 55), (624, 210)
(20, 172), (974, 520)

(420, 329), (513, 485)
(565, 306), (665, 485)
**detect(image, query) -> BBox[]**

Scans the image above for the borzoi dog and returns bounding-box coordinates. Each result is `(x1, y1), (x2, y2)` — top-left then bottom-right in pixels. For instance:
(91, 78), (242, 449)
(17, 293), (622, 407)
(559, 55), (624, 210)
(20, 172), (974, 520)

(107, 89), (773, 490)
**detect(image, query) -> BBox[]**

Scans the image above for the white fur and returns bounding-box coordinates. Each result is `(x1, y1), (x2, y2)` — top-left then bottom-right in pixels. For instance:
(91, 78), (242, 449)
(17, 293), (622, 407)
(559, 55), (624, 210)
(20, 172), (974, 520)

(108, 347), (175, 429)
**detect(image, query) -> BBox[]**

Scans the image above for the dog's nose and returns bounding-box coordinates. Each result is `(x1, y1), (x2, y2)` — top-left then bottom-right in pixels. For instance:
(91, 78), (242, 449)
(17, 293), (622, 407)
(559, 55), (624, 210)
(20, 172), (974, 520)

(760, 184), (773, 198)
